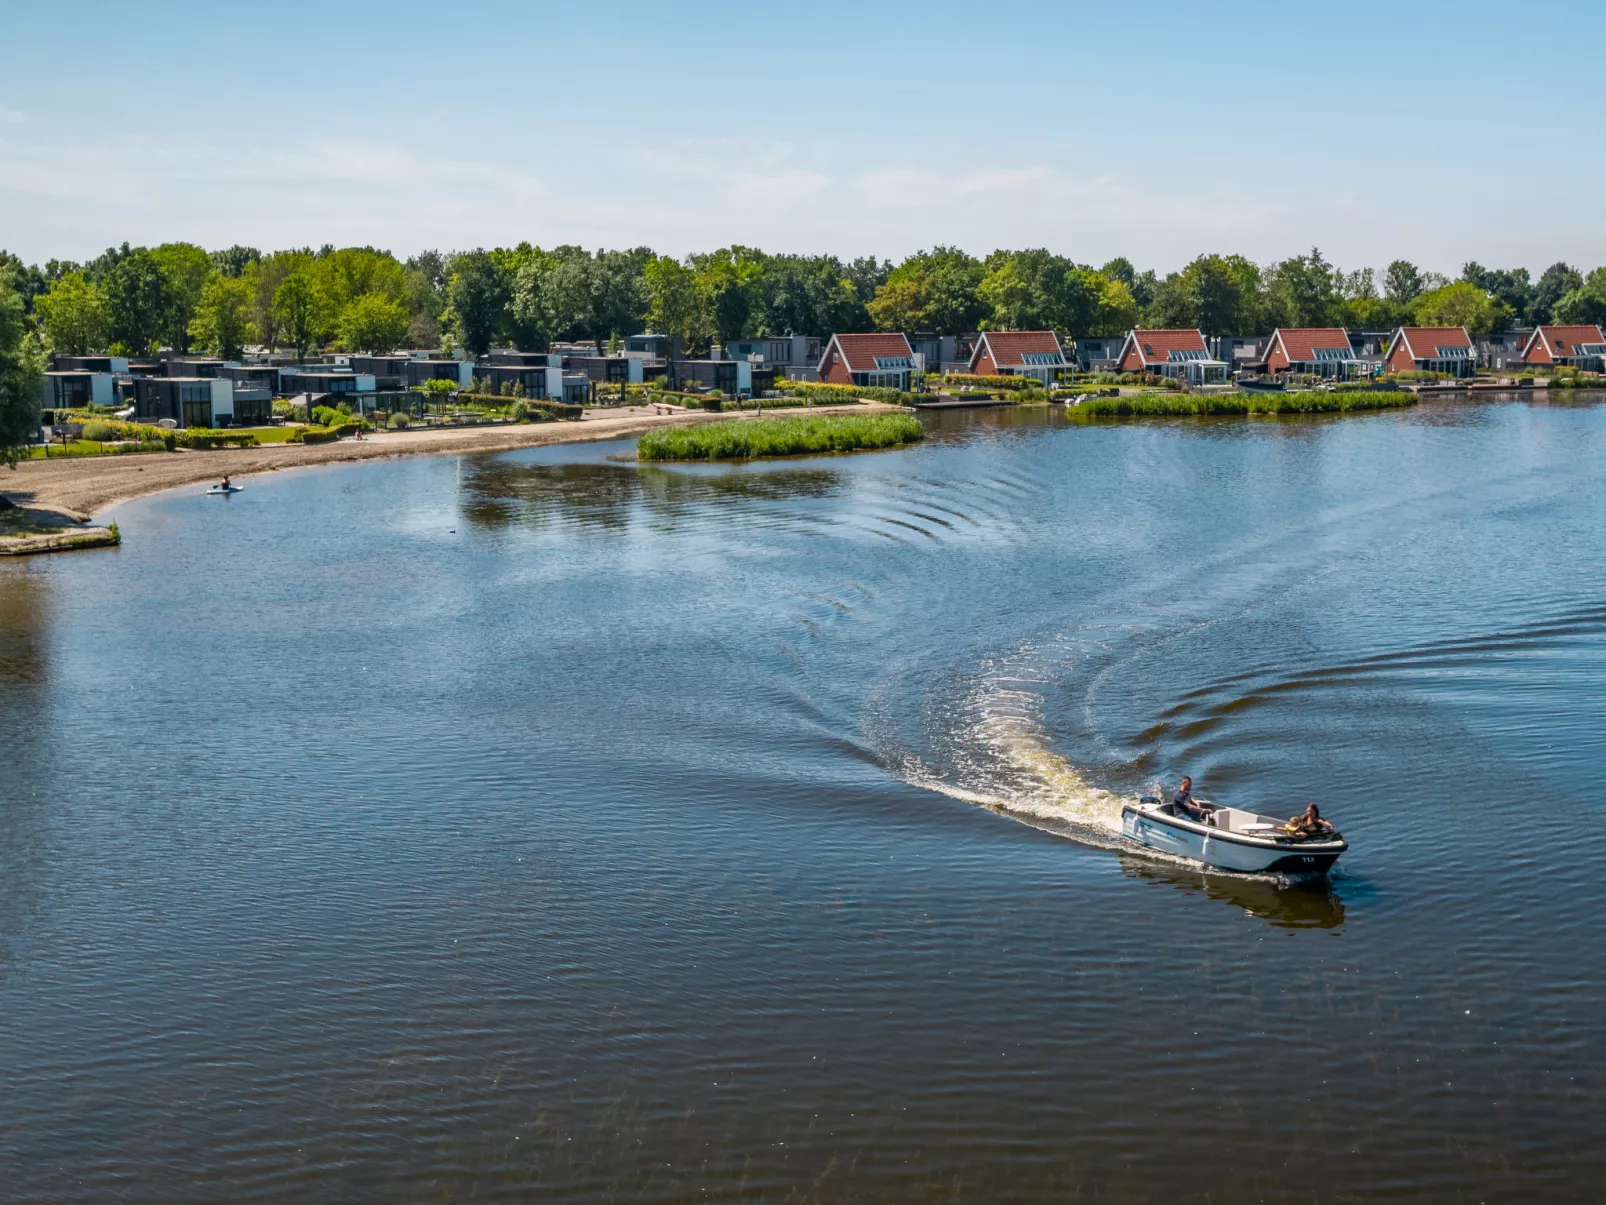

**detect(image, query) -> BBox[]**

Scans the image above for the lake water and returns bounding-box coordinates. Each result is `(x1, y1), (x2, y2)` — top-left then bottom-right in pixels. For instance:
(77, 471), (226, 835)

(3, 397), (1605, 1201)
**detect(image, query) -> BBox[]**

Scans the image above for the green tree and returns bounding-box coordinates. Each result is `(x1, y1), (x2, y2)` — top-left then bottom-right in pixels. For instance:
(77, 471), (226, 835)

(33, 272), (109, 355)
(188, 274), (255, 358)
(690, 247), (767, 344)
(1384, 260), (1424, 306)
(866, 267), (935, 332)
(1174, 254), (1264, 336)
(750, 255), (865, 338)
(244, 251), (308, 352)
(0, 251), (48, 314)
(0, 273), (46, 468)
(1265, 247), (1339, 328)
(1092, 277), (1139, 336)
(150, 242), (214, 351)
(444, 250), (509, 358)
(642, 256), (709, 352)
(869, 247), (984, 335)
(1143, 272), (1195, 329)
(845, 256), (890, 309)
(314, 247), (409, 312)
(1461, 263), (1530, 328)
(977, 250), (1105, 335)
(337, 293), (409, 353)
(978, 259), (1035, 330)
(272, 270), (333, 361)
(1530, 263), (1584, 326)
(1411, 281), (1500, 339)
(211, 245), (261, 278)
(103, 249), (179, 355)
(1551, 281), (1606, 327)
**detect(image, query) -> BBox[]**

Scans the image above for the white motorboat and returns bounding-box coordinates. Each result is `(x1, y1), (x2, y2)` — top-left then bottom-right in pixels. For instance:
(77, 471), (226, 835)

(1121, 795), (1346, 875)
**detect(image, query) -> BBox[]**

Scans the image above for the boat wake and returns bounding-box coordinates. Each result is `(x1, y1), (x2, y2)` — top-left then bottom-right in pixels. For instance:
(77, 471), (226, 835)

(874, 643), (1302, 880)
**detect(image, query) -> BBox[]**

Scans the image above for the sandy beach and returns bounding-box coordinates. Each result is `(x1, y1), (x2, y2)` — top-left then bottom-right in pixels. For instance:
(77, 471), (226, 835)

(0, 403), (895, 521)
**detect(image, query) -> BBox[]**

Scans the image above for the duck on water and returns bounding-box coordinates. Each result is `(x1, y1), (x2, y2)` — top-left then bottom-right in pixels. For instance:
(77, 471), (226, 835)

(1121, 776), (1348, 875)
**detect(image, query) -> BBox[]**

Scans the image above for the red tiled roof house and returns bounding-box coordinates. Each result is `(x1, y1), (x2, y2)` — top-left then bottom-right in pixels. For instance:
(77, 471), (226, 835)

(1264, 327), (1367, 378)
(1520, 324), (1606, 371)
(1385, 326), (1475, 377)
(818, 332), (917, 390)
(1115, 328), (1225, 382)
(968, 331), (1069, 384)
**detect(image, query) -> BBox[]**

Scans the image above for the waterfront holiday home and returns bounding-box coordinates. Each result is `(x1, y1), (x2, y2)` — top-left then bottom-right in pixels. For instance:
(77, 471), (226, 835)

(1263, 327), (1371, 378)
(1519, 325), (1606, 371)
(1384, 327), (1476, 377)
(967, 331), (1070, 384)
(133, 377), (237, 427)
(40, 370), (118, 409)
(1071, 336), (1124, 372)
(1116, 328), (1227, 383)
(818, 332), (918, 391)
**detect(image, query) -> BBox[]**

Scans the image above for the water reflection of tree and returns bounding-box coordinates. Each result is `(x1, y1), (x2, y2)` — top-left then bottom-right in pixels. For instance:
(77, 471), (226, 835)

(0, 566), (53, 975)
(459, 459), (844, 533)
(1119, 856), (1346, 929)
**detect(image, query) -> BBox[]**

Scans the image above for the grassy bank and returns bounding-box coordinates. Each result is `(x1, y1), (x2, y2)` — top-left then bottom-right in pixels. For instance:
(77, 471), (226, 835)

(638, 413), (924, 461)
(1073, 390), (1416, 417)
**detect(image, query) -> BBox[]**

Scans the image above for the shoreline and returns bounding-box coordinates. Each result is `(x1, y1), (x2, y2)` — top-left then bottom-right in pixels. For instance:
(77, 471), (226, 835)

(1, 403), (897, 522)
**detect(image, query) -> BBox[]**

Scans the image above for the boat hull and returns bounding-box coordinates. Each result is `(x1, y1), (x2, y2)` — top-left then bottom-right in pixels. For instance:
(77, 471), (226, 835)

(1121, 804), (1345, 875)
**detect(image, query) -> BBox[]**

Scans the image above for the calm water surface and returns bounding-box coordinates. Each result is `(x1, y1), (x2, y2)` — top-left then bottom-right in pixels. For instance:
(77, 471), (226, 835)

(3, 398), (1605, 1201)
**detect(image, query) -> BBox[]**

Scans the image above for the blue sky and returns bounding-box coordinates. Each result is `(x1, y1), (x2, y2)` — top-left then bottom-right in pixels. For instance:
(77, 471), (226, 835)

(3, 0), (1603, 275)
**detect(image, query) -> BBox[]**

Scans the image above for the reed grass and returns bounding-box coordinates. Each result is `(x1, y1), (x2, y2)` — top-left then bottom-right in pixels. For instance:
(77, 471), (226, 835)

(1072, 390), (1416, 418)
(638, 413), (924, 461)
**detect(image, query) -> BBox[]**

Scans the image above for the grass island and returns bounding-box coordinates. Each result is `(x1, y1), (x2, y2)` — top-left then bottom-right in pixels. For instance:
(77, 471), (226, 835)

(637, 413), (925, 461)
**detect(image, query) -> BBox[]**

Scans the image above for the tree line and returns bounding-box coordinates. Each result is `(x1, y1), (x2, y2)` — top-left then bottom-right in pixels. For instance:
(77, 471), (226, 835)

(4, 243), (1606, 371)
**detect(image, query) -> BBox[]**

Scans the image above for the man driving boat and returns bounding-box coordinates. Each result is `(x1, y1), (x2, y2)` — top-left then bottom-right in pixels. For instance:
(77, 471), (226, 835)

(1171, 776), (1213, 822)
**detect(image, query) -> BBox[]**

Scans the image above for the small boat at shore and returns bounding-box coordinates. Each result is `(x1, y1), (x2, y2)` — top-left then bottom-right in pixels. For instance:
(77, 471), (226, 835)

(205, 485), (244, 495)
(1121, 796), (1347, 875)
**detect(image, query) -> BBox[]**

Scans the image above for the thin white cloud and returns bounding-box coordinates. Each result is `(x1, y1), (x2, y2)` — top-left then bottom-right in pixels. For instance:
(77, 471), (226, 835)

(3, 128), (1605, 274)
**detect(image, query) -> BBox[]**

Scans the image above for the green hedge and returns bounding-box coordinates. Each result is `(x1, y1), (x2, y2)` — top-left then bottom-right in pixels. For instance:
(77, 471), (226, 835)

(176, 428), (259, 449)
(455, 392), (582, 420)
(776, 381), (912, 405)
(941, 372), (1036, 391)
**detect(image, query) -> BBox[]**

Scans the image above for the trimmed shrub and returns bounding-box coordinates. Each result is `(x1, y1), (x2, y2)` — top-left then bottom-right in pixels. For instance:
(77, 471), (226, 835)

(176, 428), (259, 449)
(775, 381), (912, 405)
(389, 412), (410, 429)
(941, 372), (1036, 392)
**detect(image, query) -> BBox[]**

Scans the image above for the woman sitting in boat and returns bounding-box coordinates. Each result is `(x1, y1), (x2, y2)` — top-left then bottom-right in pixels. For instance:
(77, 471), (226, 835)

(1171, 777), (1213, 822)
(1286, 803), (1334, 838)
(219, 475), (232, 491)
